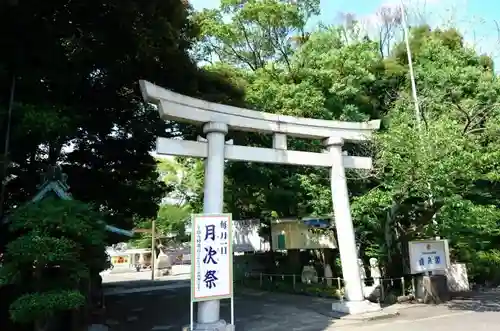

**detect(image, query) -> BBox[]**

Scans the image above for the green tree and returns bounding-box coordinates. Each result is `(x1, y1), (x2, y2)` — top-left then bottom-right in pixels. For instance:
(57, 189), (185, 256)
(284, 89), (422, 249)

(194, 0), (320, 71)
(196, 2), (392, 220)
(353, 26), (500, 277)
(0, 199), (108, 328)
(195, 1), (500, 283)
(133, 204), (192, 249)
(0, 0), (243, 237)
(157, 157), (205, 208)
(132, 157), (204, 248)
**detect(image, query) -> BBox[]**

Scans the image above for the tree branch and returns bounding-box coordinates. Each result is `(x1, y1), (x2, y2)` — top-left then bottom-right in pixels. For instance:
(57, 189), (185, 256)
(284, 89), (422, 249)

(236, 17), (264, 70)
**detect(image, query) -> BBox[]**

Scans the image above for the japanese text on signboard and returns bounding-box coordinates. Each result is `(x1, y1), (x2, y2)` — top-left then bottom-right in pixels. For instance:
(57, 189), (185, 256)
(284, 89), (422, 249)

(192, 214), (232, 301)
(408, 240), (449, 274)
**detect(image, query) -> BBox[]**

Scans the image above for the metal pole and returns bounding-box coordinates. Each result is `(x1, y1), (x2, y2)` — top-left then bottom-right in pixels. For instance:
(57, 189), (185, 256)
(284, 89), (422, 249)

(400, 1), (421, 130)
(230, 296), (235, 327)
(190, 301), (194, 331)
(400, 2), (439, 236)
(151, 219), (156, 281)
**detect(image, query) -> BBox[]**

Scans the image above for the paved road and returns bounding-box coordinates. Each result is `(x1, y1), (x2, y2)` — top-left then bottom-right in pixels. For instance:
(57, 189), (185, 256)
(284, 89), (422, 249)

(336, 293), (500, 331)
(104, 284), (342, 331)
(102, 274), (500, 331)
(102, 270), (190, 288)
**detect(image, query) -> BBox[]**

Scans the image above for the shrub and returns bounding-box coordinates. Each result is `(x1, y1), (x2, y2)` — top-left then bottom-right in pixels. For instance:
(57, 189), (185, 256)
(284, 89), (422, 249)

(0, 198), (108, 328)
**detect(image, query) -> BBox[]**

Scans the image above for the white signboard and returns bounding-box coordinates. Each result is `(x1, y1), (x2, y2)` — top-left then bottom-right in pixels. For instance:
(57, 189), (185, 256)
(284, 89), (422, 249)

(191, 214), (233, 302)
(408, 239), (450, 274)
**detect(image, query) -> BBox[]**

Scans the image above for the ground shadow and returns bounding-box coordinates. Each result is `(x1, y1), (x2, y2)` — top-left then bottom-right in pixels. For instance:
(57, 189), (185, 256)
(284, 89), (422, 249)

(103, 277), (189, 290)
(447, 290), (500, 312)
(102, 278), (338, 331)
(214, 289), (341, 331)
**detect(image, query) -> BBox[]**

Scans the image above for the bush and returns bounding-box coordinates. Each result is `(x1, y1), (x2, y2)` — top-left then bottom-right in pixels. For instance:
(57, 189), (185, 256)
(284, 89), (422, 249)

(9, 290), (85, 324)
(468, 250), (500, 285)
(0, 198), (108, 327)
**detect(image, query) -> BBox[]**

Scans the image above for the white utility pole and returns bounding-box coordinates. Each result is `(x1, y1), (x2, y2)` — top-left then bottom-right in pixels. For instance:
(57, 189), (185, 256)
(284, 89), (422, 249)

(400, 1), (421, 129)
(400, 1), (439, 238)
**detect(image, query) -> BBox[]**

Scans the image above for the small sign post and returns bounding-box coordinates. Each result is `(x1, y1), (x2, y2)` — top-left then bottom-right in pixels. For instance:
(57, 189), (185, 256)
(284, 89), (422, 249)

(190, 213), (234, 330)
(408, 239), (451, 275)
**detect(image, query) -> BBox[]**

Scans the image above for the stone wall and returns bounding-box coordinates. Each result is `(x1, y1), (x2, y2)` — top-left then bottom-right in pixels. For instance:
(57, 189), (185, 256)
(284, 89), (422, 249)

(445, 263), (469, 292)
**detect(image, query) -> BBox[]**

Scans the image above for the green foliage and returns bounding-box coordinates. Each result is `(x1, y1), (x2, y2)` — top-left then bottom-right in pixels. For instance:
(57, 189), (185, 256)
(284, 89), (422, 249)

(6, 234), (78, 266)
(8, 198), (109, 272)
(131, 157), (200, 248)
(132, 204), (192, 248)
(157, 204), (192, 240)
(9, 290), (85, 324)
(196, 2), (392, 221)
(193, 0), (500, 283)
(3, 0), (499, 298)
(194, 0), (319, 70)
(0, 0), (245, 237)
(0, 198), (108, 324)
(468, 250), (500, 284)
(157, 157), (205, 208)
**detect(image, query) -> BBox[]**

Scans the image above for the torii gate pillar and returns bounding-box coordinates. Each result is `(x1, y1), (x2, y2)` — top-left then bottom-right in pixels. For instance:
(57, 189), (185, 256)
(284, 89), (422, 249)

(197, 122), (228, 328)
(326, 137), (365, 302)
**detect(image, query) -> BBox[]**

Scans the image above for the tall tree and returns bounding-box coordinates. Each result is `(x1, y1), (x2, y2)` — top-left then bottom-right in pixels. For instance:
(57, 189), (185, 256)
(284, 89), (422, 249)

(354, 26), (500, 276)
(194, 0), (320, 72)
(194, 1), (500, 282)
(0, 0), (242, 233)
(132, 157), (203, 248)
(194, 1), (389, 221)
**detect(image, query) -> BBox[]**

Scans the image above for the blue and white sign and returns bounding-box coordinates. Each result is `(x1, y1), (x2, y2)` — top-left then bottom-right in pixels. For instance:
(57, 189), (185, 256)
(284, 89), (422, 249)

(408, 239), (450, 274)
(191, 214), (233, 302)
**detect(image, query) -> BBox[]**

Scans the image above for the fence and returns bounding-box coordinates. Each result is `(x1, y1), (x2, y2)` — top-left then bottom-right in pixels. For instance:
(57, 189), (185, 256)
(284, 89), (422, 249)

(239, 272), (415, 303)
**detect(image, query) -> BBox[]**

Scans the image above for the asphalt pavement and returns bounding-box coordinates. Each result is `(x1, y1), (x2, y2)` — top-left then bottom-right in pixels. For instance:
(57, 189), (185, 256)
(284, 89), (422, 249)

(102, 272), (500, 331)
(335, 292), (500, 331)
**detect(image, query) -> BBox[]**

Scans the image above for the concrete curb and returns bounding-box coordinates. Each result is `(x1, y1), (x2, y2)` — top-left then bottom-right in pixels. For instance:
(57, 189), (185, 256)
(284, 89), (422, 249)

(103, 282), (190, 296)
(339, 310), (400, 322)
(390, 303), (428, 310)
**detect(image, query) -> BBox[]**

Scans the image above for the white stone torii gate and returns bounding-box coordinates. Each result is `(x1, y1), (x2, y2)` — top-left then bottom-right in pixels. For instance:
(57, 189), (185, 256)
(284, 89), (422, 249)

(140, 80), (381, 330)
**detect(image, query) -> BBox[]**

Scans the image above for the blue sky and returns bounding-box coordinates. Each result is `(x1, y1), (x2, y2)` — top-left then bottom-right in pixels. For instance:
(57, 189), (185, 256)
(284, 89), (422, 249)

(190, 0), (392, 21)
(189, 0), (500, 60)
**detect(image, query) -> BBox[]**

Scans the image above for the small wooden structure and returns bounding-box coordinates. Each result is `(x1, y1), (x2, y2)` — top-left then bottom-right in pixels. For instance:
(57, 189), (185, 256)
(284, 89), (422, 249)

(271, 216), (337, 251)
